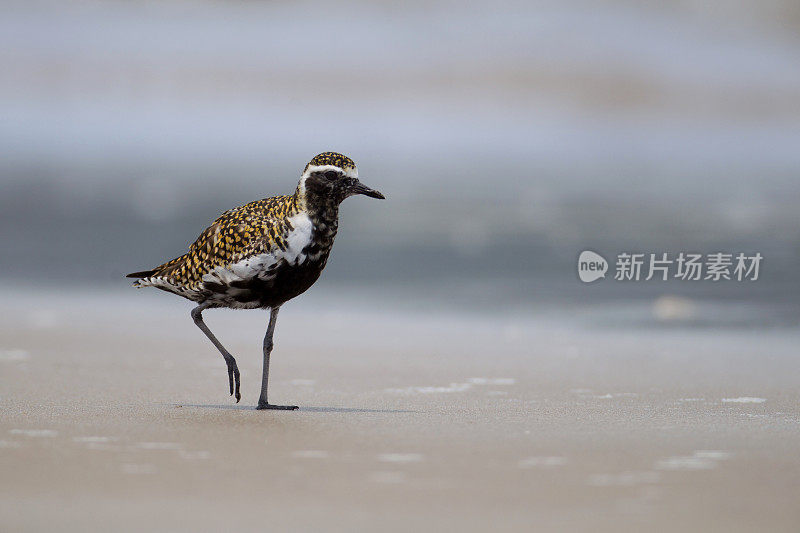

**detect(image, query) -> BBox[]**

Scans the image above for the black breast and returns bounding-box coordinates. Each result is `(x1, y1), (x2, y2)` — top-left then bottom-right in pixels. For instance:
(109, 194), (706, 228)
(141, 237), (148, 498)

(202, 214), (337, 309)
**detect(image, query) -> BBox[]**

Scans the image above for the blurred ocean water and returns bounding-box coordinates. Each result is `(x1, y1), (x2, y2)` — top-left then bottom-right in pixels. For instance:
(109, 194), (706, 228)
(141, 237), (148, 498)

(1, 0), (799, 318)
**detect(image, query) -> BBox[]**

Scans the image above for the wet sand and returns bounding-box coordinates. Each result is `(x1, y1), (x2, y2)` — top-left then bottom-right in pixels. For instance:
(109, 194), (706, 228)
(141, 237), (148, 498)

(1, 289), (799, 532)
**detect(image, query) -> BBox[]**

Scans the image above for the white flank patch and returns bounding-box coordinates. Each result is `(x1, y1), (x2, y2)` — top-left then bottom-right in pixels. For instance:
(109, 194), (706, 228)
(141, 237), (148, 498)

(9, 429), (57, 438)
(518, 456), (567, 468)
(285, 212), (314, 262)
(378, 453), (424, 463)
(205, 254), (272, 286)
(722, 397), (766, 403)
(292, 450), (329, 459)
(203, 211), (314, 287)
(0, 349), (29, 362)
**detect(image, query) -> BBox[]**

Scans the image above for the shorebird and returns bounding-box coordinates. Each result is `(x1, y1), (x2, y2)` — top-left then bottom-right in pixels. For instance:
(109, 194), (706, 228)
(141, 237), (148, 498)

(127, 152), (384, 410)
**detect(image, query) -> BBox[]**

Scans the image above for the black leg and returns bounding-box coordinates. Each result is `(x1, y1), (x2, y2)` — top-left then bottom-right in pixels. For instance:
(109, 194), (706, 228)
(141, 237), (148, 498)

(257, 306), (298, 410)
(191, 303), (241, 402)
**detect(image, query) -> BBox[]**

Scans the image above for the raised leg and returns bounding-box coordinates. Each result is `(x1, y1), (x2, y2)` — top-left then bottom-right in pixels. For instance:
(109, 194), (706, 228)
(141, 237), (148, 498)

(191, 303), (241, 402)
(257, 306), (298, 410)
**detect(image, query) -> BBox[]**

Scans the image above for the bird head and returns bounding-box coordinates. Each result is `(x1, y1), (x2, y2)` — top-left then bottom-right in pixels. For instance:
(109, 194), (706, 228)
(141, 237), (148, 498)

(297, 152), (385, 206)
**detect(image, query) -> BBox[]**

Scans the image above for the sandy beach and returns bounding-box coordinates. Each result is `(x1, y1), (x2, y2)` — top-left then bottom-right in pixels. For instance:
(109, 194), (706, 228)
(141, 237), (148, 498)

(1, 287), (798, 532)
(2, 0), (799, 530)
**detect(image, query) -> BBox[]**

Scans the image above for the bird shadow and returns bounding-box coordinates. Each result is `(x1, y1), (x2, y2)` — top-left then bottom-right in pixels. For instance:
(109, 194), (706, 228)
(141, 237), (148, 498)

(174, 404), (417, 414)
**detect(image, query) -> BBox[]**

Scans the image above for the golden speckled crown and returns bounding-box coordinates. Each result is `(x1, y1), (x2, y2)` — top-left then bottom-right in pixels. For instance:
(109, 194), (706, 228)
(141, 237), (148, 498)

(304, 152), (356, 173)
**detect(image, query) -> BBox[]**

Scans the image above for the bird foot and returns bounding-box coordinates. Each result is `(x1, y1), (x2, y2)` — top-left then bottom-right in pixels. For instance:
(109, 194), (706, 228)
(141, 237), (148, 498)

(226, 360), (241, 403)
(256, 402), (299, 411)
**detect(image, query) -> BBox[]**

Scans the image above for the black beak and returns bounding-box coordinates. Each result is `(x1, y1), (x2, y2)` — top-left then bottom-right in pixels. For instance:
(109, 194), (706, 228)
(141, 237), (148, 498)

(351, 180), (385, 199)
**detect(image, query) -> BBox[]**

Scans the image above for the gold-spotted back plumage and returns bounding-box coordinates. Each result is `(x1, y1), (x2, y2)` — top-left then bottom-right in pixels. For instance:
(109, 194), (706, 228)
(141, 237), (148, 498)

(126, 152), (384, 409)
(138, 195), (300, 295)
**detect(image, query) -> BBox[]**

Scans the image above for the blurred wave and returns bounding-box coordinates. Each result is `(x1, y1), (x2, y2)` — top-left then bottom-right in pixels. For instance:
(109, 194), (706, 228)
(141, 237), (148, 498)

(1, 0), (799, 315)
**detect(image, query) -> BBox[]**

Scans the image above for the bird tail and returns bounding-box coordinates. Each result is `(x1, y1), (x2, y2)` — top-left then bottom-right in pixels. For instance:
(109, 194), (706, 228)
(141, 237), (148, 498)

(126, 255), (186, 288)
(126, 270), (156, 279)
(126, 269), (160, 288)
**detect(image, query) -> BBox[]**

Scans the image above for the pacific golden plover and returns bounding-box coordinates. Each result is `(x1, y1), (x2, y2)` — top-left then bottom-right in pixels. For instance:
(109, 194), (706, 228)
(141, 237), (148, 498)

(127, 152), (384, 410)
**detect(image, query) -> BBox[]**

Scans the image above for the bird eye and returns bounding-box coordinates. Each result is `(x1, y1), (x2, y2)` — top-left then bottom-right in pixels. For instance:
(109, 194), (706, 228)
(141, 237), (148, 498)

(323, 170), (339, 181)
